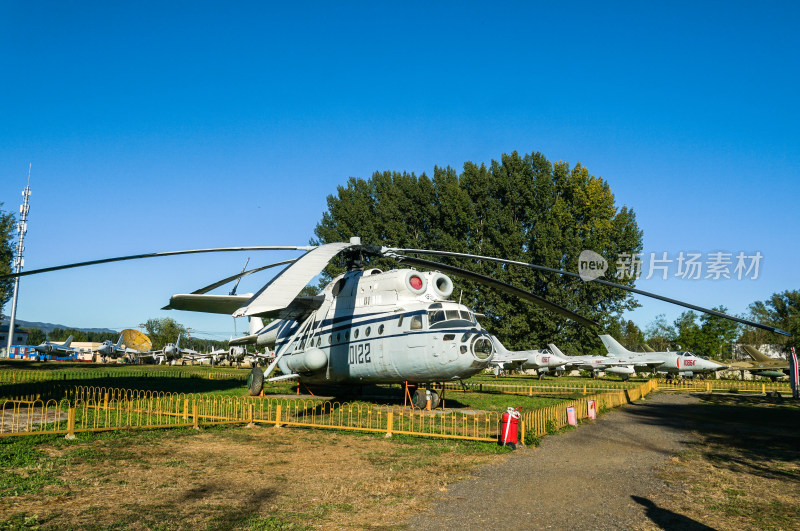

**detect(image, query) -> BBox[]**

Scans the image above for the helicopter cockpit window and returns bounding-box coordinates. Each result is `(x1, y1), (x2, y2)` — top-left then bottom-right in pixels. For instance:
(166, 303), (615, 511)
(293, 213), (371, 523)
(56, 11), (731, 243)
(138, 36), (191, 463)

(428, 309), (446, 325)
(428, 304), (477, 329)
(410, 315), (423, 330)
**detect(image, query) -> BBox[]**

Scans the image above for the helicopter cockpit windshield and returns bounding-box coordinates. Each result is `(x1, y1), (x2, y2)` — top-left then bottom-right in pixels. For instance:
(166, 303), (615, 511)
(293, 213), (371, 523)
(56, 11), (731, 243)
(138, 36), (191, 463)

(427, 303), (476, 329)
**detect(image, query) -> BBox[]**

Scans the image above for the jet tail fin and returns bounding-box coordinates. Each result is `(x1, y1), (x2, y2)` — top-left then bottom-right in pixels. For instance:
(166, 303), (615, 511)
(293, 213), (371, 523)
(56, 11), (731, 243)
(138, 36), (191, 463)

(176, 333), (181, 349)
(490, 335), (509, 355)
(742, 345), (772, 362)
(599, 334), (632, 356)
(547, 343), (567, 358)
(62, 335), (73, 348)
(115, 334), (124, 348)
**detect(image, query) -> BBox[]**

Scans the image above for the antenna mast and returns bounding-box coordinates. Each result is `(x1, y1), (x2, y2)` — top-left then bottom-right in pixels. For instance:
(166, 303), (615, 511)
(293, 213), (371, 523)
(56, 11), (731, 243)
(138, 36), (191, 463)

(5, 164), (31, 356)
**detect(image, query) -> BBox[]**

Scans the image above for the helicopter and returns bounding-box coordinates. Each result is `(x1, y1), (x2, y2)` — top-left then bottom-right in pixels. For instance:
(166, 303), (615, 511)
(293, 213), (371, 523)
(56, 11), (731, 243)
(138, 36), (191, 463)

(4, 237), (790, 408)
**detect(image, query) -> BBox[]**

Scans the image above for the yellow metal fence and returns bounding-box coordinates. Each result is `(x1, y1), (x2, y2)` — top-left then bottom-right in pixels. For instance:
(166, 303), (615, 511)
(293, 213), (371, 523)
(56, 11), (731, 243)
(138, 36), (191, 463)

(656, 379), (791, 394)
(444, 380), (636, 396)
(0, 368), (247, 384)
(1, 381), (659, 444)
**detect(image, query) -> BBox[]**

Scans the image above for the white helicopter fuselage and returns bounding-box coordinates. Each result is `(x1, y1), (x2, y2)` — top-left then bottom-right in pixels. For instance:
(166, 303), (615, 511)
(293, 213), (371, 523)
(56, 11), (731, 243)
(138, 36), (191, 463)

(253, 268), (495, 385)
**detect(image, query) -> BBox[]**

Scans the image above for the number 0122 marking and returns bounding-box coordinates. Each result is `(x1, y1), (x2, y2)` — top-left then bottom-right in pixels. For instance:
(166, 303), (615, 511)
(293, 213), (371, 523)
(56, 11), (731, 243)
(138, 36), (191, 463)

(349, 343), (371, 364)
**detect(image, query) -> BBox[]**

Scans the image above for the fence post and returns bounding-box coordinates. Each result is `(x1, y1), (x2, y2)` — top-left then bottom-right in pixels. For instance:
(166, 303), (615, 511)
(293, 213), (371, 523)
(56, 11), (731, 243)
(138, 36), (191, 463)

(183, 398), (189, 421)
(583, 385), (586, 395)
(386, 411), (394, 437)
(520, 419), (525, 446)
(275, 404), (283, 428)
(65, 407), (76, 440)
(246, 404), (255, 428)
(103, 392), (109, 411)
(761, 383), (766, 394)
(192, 402), (199, 430)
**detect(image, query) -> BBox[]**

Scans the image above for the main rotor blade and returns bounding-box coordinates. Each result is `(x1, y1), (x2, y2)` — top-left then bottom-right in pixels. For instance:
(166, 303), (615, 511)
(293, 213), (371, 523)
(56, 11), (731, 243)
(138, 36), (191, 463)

(234, 242), (355, 317)
(191, 259), (298, 294)
(0, 246), (314, 279)
(393, 253), (599, 328)
(390, 248), (791, 337)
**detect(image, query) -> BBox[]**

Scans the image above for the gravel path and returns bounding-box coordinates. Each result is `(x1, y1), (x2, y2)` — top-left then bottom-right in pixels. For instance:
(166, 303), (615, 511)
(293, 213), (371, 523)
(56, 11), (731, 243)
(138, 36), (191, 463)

(408, 392), (703, 530)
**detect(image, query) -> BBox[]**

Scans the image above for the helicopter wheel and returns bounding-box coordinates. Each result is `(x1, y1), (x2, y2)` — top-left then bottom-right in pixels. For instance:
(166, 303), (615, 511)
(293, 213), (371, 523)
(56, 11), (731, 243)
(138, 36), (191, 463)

(411, 388), (434, 409)
(247, 366), (264, 396)
(429, 391), (441, 409)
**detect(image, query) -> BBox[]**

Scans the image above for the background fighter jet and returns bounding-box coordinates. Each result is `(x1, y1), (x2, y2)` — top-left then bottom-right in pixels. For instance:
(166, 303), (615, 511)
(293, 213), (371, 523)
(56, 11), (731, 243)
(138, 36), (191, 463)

(489, 336), (567, 379)
(599, 335), (726, 378)
(140, 333), (201, 365)
(728, 346), (789, 381)
(33, 335), (78, 358)
(549, 343), (637, 380)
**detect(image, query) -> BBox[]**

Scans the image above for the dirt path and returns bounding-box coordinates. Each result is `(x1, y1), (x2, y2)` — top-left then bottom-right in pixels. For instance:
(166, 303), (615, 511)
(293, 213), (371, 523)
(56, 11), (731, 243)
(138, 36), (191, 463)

(408, 392), (707, 530)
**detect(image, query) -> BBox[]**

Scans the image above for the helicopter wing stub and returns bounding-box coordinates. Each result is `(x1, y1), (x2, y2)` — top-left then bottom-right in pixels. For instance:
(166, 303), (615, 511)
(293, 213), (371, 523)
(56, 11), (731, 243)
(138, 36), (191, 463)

(393, 253), (599, 328)
(229, 334), (259, 346)
(392, 248), (792, 337)
(234, 242), (354, 317)
(163, 294), (253, 314)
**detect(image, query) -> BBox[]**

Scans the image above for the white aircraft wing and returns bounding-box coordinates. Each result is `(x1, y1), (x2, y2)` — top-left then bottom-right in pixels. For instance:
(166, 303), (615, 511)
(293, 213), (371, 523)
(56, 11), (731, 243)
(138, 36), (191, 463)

(163, 294), (252, 314)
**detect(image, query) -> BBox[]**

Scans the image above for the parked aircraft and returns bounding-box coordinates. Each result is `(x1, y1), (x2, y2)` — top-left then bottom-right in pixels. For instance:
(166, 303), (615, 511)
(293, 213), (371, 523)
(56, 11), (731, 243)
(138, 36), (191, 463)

(94, 331), (147, 362)
(548, 343), (637, 380)
(140, 334), (201, 365)
(33, 336), (78, 358)
(598, 335), (726, 378)
(3, 238), (787, 406)
(489, 336), (568, 378)
(728, 346), (788, 381)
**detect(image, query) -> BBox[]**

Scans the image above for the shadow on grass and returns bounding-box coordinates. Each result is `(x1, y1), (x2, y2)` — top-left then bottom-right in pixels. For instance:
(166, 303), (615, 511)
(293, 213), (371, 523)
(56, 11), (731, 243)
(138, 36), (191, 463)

(632, 495), (715, 530)
(620, 393), (800, 483)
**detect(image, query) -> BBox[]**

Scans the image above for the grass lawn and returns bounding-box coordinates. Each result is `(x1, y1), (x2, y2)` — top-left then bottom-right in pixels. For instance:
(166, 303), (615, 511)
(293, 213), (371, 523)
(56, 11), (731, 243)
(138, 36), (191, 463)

(655, 393), (800, 530)
(0, 423), (512, 530)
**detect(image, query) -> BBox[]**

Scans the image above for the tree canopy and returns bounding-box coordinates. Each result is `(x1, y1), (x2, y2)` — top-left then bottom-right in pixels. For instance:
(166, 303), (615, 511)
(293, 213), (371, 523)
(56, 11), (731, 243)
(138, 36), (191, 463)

(0, 203), (15, 315)
(740, 290), (800, 352)
(313, 150), (643, 353)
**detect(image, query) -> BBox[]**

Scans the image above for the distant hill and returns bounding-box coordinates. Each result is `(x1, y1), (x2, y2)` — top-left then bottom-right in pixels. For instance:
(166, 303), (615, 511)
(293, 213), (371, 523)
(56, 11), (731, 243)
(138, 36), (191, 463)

(0, 318), (118, 335)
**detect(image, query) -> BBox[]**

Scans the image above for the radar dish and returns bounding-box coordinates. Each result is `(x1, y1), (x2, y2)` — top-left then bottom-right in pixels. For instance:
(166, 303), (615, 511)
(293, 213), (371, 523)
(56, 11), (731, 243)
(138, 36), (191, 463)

(121, 329), (152, 352)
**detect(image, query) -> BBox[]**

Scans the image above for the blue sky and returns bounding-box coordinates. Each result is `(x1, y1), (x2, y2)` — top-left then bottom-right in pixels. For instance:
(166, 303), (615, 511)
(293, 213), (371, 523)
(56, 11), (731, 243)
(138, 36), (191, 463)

(1, 1), (798, 341)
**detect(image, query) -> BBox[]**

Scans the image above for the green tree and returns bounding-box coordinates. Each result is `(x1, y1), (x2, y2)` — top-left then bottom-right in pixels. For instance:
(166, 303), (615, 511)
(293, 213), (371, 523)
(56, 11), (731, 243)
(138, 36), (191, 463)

(141, 318), (187, 351)
(741, 290), (800, 352)
(313, 151), (644, 353)
(673, 311), (703, 352)
(607, 317), (645, 350)
(25, 327), (46, 346)
(644, 314), (676, 351)
(698, 307), (739, 359)
(0, 203), (15, 314)
(48, 328), (89, 342)
(670, 307), (738, 359)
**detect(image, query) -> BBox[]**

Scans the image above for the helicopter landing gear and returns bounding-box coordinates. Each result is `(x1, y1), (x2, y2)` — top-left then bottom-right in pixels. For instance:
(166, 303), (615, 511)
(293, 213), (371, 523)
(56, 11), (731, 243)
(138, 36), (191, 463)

(411, 388), (440, 409)
(247, 366), (264, 396)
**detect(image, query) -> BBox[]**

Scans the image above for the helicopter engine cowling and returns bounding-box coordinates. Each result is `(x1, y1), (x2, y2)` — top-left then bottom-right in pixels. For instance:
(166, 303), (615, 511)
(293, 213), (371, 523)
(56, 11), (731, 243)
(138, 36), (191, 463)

(285, 348), (328, 373)
(430, 273), (454, 298)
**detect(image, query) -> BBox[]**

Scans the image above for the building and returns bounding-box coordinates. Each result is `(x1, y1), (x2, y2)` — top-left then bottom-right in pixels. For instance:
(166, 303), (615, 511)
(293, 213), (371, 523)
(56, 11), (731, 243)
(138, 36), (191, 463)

(0, 325), (29, 346)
